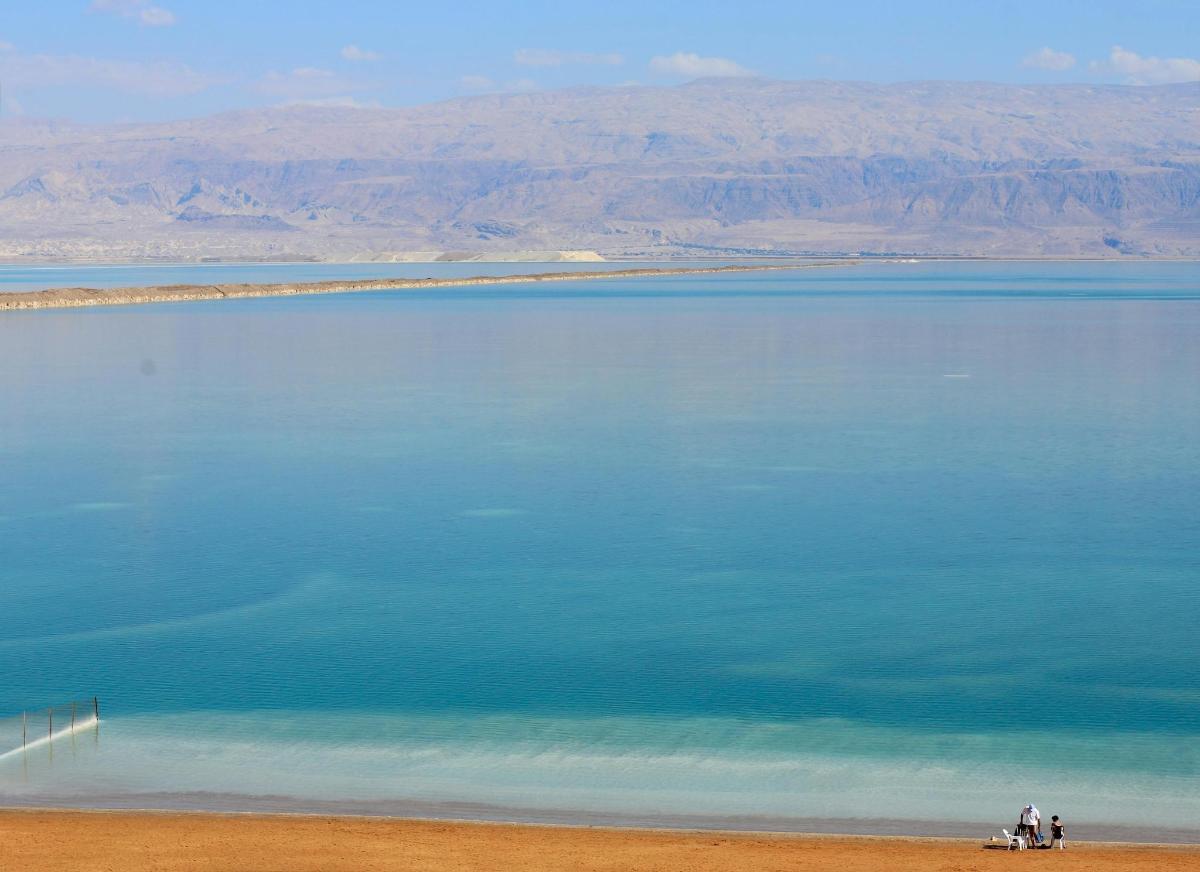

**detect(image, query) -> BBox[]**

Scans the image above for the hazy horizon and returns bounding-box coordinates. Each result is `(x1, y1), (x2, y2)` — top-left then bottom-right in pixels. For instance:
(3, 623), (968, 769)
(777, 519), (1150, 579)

(0, 1), (1197, 123)
(4, 75), (1199, 127)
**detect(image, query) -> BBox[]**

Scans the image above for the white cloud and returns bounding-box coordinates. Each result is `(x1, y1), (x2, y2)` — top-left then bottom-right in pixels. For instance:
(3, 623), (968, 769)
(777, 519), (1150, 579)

(514, 49), (624, 67)
(90, 0), (176, 27)
(1091, 45), (1200, 84)
(649, 52), (752, 78)
(254, 67), (366, 99)
(341, 45), (380, 62)
(1021, 47), (1076, 71)
(1, 51), (219, 96)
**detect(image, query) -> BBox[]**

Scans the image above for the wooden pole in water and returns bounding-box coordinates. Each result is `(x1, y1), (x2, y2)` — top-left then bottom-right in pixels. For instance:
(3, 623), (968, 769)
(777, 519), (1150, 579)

(93, 697), (100, 721)
(48, 707), (52, 738)
(71, 701), (76, 731)
(22, 711), (26, 748)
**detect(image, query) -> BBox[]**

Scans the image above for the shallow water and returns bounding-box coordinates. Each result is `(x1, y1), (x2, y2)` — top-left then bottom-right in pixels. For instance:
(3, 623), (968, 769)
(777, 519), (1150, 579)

(1, 261), (1197, 832)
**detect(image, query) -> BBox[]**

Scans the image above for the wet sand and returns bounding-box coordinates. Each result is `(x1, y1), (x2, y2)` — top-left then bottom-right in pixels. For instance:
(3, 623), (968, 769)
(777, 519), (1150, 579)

(0, 810), (1196, 872)
(0, 262), (848, 311)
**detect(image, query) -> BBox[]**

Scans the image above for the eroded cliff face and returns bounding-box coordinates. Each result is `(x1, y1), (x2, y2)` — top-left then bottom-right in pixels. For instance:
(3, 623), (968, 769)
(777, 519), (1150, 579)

(0, 79), (1197, 259)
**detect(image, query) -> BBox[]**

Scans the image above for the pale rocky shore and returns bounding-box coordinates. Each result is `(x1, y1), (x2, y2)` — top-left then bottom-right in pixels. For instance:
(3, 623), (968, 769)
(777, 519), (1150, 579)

(0, 262), (849, 311)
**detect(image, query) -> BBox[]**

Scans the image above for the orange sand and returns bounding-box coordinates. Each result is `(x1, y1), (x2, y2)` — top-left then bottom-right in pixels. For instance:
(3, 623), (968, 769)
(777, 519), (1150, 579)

(1, 811), (1196, 872)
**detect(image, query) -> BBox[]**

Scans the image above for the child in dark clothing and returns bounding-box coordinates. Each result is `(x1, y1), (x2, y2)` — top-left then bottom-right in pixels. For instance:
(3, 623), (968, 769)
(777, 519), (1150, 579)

(1049, 815), (1066, 850)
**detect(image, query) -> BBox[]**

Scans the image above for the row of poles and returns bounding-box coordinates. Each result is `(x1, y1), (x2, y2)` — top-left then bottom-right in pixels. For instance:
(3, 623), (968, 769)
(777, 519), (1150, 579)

(19, 698), (100, 748)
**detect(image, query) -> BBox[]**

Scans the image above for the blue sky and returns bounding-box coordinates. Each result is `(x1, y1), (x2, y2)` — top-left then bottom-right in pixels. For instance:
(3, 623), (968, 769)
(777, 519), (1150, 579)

(1, 0), (1198, 121)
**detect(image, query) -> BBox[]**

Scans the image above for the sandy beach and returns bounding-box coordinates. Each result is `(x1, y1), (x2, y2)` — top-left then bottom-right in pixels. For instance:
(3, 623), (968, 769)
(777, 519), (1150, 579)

(0, 262), (848, 311)
(0, 811), (1195, 871)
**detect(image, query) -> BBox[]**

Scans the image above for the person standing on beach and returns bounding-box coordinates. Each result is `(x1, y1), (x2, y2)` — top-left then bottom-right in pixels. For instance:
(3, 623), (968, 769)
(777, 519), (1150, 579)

(1049, 815), (1066, 850)
(1018, 803), (1041, 846)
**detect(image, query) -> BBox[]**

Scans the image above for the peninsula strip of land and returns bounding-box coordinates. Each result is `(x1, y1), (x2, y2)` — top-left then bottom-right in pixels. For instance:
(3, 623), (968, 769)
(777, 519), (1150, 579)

(0, 262), (850, 311)
(0, 810), (1195, 872)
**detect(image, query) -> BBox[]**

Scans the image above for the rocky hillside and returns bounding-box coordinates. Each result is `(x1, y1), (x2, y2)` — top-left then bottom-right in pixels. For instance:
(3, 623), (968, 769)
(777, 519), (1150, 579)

(0, 79), (1197, 259)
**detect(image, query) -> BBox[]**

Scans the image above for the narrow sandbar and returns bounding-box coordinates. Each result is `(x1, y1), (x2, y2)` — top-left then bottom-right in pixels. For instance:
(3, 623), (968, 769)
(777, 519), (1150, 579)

(0, 262), (851, 311)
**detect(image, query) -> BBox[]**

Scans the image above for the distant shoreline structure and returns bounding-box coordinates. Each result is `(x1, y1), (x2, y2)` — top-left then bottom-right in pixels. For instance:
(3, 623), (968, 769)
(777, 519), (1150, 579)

(0, 262), (854, 312)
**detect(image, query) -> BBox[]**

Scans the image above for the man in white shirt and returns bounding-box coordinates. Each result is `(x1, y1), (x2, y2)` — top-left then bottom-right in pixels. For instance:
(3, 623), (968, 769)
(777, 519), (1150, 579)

(1019, 804), (1041, 846)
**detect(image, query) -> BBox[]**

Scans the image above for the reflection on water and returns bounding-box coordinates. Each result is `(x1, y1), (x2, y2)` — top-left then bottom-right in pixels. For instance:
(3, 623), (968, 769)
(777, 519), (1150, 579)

(0, 262), (1197, 828)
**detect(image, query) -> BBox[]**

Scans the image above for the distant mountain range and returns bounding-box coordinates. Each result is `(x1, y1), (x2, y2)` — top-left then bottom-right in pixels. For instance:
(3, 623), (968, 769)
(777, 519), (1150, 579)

(1, 79), (1197, 260)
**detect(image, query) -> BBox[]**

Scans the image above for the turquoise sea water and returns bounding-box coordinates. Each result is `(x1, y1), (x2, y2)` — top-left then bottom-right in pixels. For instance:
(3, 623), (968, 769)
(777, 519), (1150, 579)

(1, 262), (1197, 835)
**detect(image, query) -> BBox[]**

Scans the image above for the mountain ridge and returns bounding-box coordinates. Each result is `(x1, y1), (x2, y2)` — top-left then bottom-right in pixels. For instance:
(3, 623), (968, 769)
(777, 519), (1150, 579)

(1, 78), (1197, 259)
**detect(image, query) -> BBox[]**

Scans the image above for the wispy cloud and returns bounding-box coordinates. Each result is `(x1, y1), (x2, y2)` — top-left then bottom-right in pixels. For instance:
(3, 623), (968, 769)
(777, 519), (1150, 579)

(254, 67), (367, 99)
(341, 44), (380, 62)
(459, 75), (495, 92)
(139, 6), (175, 26)
(89, 0), (176, 27)
(649, 52), (752, 78)
(0, 40), (14, 52)
(279, 96), (380, 109)
(514, 49), (624, 67)
(1021, 47), (1076, 71)
(1090, 45), (1200, 84)
(1, 51), (219, 96)
(459, 75), (538, 94)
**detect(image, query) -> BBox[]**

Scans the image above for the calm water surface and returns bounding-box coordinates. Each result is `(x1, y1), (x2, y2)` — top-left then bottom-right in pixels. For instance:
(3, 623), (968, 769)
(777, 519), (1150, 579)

(1, 262), (1197, 832)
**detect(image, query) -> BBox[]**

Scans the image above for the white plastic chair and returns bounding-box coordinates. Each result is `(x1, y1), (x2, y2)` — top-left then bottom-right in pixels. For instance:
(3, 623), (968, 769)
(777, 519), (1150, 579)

(1003, 829), (1027, 851)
